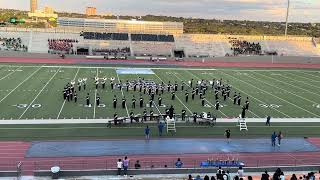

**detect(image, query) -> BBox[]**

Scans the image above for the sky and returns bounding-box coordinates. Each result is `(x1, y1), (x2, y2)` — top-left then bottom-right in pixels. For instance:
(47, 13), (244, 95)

(0, 0), (319, 23)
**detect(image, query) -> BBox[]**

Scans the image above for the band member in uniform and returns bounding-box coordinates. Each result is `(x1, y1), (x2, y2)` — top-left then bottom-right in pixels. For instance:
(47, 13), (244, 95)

(199, 91), (203, 99)
(151, 91), (155, 101)
(167, 83), (171, 92)
(171, 91), (175, 100)
(241, 105), (246, 118)
(174, 82), (178, 92)
(150, 110), (154, 121)
(113, 95), (117, 109)
(133, 83), (137, 92)
(70, 91), (73, 101)
(66, 91), (70, 102)
(195, 86), (199, 95)
(181, 81), (184, 91)
(245, 97), (249, 110)
(165, 108), (170, 118)
(149, 98), (153, 108)
(181, 109), (186, 121)
(190, 79), (193, 88)
(111, 80), (114, 90)
(193, 112), (197, 123)
(158, 95), (162, 106)
(132, 96), (136, 109)
(169, 105), (174, 119)
(215, 89), (219, 100)
(78, 81), (81, 91)
(143, 86), (146, 94)
(215, 100), (220, 110)
(130, 111), (134, 123)
(126, 81), (129, 92)
(201, 96), (205, 106)
(185, 91), (189, 102)
(155, 86), (159, 95)
(74, 92), (77, 103)
(233, 92), (237, 105)
(223, 91), (227, 101)
(96, 95), (100, 106)
(63, 90), (67, 100)
(143, 109), (147, 121)
(237, 93), (241, 106)
(83, 80), (86, 90)
(86, 93), (90, 106)
(95, 79), (99, 89)
(140, 96), (144, 108)
(102, 79), (106, 89)
(122, 98), (126, 109)
(192, 89), (195, 100)
(114, 113), (118, 125)
(160, 85), (164, 94)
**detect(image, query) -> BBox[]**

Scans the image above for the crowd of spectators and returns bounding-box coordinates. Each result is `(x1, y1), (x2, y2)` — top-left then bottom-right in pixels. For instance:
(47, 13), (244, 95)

(92, 47), (130, 56)
(81, 32), (129, 41)
(48, 39), (78, 54)
(0, 37), (27, 51)
(229, 39), (262, 56)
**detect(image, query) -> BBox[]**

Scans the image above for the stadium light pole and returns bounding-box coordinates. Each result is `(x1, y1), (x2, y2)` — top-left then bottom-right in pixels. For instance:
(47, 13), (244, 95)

(284, 0), (290, 37)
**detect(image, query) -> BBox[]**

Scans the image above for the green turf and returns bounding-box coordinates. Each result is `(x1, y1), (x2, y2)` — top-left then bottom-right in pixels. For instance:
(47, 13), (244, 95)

(0, 64), (320, 140)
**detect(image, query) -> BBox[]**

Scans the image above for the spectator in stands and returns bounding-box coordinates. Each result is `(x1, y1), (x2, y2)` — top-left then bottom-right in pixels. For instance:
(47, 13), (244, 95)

(261, 170), (270, 180)
(195, 175), (203, 180)
(226, 170), (231, 180)
(204, 175), (210, 180)
(134, 160), (141, 169)
(291, 174), (298, 180)
(234, 176), (239, 180)
(122, 156), (129, 176)
(211, 176), (216, 180)
(280, 172), (285, 180)
(188, 174), (193, 180)
(175, 158), (183, 168)
(217, 166), (223, 180)
(273, 168), (282, 180)
(248, 176), (253, 180)
(116, 159), (123, 176)
(237, 166), (244, 178)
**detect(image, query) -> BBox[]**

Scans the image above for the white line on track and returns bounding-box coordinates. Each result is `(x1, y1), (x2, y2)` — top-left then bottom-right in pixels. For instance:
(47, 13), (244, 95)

(222, 71), (320, 117)
(56, 68), (80, 119)
(247, 73), (317, 104)
(0, 67), (42, 103)
(0, 66), (21, 81)
(253, 72), (320, 99)
(172, 72), (229, 118)
(18, 67), (61, 120)
(116, 70), (129, 117)
(153, 72), (193, 115)
(93, 68), (98, 119)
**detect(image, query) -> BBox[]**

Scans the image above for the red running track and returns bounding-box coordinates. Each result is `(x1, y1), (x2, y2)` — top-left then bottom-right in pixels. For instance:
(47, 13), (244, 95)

(1, 57), (320, 69)
(1, 140), (320, 175)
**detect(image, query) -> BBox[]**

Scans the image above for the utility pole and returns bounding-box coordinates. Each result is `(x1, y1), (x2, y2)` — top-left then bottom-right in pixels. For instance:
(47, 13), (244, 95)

(285, 0), (290, 37)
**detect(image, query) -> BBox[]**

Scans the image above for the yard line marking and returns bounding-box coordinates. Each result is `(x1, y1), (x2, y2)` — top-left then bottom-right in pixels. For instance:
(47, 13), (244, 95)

(253, 72), (320, 100)
(18, 67), (61, 120)
(153, 72), (193, 115)
(222, 71), (320, 117)
(116, 70), (129, 117)
(248, 73), (317, 104)
(280, 72), (320, 90)
(93, 68), (98, 119)
(56, 68), (80, 119)
(211, 71), (291, 118)
(0, 67), (42, 103)
(299, 71), (320, 79)
(0, 66), (21, 81)
(172, 71), (229, 118)
(185, 71), (258, 118)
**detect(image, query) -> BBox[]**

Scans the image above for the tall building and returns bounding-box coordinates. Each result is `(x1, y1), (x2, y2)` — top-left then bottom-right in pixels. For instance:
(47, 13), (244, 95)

(86, 7), (97, 16)
(44, 6), (54, 14)
(30, 0), (38, 13)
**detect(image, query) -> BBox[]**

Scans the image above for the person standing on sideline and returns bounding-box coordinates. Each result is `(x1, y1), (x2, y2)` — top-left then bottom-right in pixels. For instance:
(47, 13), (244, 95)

(158, 122), (165, 136)
(145, 125), (150, 140)
(225, 129), (231, 143)
(271, 132), (277, 147)
(117, 159), (123, 176)
(266, 116), (271, 126)
(122, 156), (129, 177)
(277, 131), (283, 147)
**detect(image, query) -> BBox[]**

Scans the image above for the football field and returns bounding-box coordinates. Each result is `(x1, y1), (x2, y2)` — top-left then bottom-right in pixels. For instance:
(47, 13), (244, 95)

(0, 64), (320, 120)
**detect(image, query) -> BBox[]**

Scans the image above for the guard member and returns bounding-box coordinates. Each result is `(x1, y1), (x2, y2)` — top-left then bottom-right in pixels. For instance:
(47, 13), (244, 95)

(223, 91), (227, 101)
(74, 92), (77, 103)
(181, 81), (185, 91)
(111, 80), (114, 90)
(174, 82), (178, 92)
(192, 89), (195, 100)
(233, 92), (237, 105)
(237, 93), (241, 106)
(241, 105), (246, 118)
(102, 79), (106, 89)
(143, 109), (147, 121)
(201, 96), (205, 106)
(149, 98), (153, 108)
